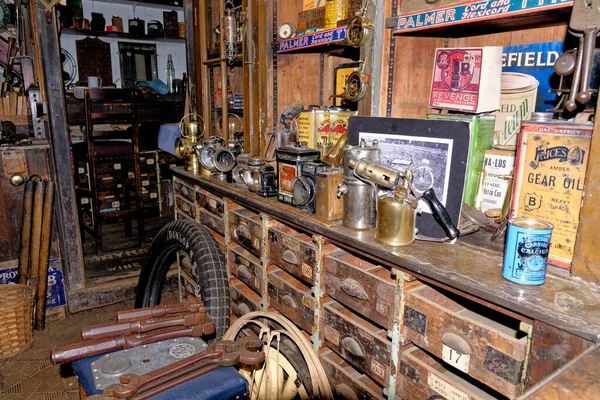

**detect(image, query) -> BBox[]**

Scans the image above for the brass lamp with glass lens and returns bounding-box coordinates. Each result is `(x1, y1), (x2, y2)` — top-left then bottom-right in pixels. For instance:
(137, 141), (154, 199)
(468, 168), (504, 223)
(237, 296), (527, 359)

(175, 113), (207, 175)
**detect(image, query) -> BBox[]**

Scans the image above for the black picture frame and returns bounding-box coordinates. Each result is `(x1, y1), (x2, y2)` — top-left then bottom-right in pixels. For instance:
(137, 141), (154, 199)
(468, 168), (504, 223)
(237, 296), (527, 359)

(348, 116), (471, 239)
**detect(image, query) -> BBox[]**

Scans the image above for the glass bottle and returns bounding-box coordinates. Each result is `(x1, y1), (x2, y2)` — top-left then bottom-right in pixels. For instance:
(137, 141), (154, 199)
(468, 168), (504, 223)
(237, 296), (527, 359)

(165, 54), (175, 93)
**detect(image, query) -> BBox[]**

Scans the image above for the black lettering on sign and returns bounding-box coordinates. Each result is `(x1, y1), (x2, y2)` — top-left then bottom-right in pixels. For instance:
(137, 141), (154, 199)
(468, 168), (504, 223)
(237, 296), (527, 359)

(483, 346), (523, 384)
(400, 360), (420, 383)
(404, 306), (427, 336)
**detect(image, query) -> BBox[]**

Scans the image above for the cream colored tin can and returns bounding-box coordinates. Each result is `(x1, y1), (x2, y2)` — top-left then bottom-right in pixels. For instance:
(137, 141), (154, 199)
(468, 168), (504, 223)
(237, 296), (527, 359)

(492, 73), (539, 148)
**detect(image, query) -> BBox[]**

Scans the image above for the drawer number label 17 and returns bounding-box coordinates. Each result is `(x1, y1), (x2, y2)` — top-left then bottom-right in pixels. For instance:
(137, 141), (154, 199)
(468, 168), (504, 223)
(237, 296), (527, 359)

(442, 344), (470, 373)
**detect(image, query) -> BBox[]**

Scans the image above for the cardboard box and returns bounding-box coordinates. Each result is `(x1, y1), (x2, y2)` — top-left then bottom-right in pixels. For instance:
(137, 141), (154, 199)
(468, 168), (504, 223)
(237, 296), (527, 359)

(481, 149), (515, 213)
(429, 46), (502, 113)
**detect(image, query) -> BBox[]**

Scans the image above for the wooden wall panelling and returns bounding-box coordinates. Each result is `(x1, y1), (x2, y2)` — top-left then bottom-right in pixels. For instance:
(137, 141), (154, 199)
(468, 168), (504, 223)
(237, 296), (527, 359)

(572, 89), (600, 283)
(525, 320), (594, 390)
(389, 36), (446, 119)
(452, 24), (568, 47)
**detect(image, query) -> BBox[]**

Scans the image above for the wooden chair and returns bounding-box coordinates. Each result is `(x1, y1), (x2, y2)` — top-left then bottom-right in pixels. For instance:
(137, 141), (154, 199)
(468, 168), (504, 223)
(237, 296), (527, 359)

(73, 88), (144, 255)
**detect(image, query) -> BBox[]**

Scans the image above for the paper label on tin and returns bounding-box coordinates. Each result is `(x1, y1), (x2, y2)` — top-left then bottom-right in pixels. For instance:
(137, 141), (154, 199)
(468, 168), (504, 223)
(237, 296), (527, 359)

(142, 180), (150, 186)
(81, 197), (89, 204)
(114, 163), (121, 170)
(111, 201), (120, 208)
(481, 150), (515, 212)
(147, 158), (155, 165)
(505, 230), (551, 283)
(78, 167), (85, 174)
(278, 164), (297, 195)
(442, 344), (470, 373)
(428, 373), (471, 400)
(150, 192), (158, 199)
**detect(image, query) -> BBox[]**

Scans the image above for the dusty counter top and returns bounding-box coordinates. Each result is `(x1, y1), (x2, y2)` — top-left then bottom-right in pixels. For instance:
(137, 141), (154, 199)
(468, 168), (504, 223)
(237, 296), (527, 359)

(172, 166), (600, 342)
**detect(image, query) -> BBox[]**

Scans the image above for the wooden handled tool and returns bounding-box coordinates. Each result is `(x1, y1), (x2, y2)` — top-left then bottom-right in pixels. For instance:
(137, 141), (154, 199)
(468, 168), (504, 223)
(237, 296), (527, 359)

(17, 180), (34, 284)
(35, 181), (55, 330)
(28, 180), (44, 279)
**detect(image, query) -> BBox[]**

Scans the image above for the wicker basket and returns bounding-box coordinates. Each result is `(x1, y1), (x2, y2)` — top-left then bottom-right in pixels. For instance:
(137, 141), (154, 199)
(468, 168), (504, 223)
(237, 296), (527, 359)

(0, 284), (35, 359)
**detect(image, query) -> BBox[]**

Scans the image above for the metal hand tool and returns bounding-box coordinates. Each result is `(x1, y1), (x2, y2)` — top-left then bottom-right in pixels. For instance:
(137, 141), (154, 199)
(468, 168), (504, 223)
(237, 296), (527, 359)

(82, 309), (210, 340)
(96, 337), (264, 399)
(116, 299), (205, 323)
(51, 322), (216, 364)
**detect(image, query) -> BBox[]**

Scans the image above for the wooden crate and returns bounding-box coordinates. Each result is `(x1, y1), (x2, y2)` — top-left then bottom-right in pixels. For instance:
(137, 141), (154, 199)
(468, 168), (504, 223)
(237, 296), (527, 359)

(228, 208), (263, 257)
(173, 177), (197, 203)
(323, 249), (396, 330)
(403, 284), (528, 397)
(228, 245), (265, 295)
(199, 208), (225, 236)
(268, 224), (319, 284)
(398, 346), (498, 400)
(267, 266), (316, 334)
(230, 277), (262, 317)
(323, 300), (391, 386)
(320, 348), (384, 400)
(196, 188), (225, 217)
(174, 194), (197, 221)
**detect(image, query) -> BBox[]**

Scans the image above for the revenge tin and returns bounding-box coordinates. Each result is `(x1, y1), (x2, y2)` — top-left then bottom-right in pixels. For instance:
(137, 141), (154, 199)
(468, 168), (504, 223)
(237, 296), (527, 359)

(502, 218), (553, 285)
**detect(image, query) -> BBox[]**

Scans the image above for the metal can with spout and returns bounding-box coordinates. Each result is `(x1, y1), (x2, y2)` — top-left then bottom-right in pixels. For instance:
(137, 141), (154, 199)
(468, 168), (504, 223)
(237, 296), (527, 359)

(376, 188), (418, 246)
(502, 218), (553, 285)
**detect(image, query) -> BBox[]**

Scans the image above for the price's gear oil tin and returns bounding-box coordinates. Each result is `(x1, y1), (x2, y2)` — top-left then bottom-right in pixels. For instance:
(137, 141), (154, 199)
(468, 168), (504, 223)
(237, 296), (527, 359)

(502, 218), (553, 285)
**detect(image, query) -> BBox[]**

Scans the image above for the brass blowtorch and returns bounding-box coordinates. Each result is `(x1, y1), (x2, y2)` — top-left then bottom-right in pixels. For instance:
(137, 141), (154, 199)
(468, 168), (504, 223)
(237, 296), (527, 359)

(349, 158), (460, 245)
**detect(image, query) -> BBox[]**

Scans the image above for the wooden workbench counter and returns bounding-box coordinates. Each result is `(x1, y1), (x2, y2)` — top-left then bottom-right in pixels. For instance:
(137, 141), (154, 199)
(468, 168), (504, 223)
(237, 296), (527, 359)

(172, 166), (600, 343)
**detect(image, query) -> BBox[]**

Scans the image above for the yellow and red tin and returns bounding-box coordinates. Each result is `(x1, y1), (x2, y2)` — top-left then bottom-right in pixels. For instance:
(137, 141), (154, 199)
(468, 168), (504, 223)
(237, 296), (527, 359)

(297, 108), (330, 148)
(502, 218), (553, 285)
(328, 109), (357, 143)
(324, 0), (347, 29)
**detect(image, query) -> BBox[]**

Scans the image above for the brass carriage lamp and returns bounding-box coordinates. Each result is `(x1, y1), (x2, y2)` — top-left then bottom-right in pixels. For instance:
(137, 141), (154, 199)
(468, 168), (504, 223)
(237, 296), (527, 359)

(175, 113), (206, 175)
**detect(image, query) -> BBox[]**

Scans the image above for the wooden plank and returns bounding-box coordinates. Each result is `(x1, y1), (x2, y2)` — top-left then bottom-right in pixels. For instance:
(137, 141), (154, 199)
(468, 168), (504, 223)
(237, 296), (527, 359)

(522, 344), (600, 399)
(572, 89), (600, 283)
(34, 5), (86, 293)
(525, 320), (594, 389)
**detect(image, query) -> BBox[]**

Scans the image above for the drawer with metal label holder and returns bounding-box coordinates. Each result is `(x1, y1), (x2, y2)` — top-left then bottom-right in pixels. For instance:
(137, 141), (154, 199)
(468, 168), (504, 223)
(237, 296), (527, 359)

(174, 194), (197, 221)
(324, 249), (397, 330)
(196, 188), (225, 217)
(230, 277), (262, 317)
(268, 224), (321, 284)
(402, 284), (528, 398)
(323, 300), (391, 386)
(228, 245), (265, 295)
(199, 208), (225, 236)
(398, 345), (499, 400)
(320, 348), (384, 400)
(173, 177), (197, 202)
(228, 208), (263, 257)
(267, 267), (316, 334)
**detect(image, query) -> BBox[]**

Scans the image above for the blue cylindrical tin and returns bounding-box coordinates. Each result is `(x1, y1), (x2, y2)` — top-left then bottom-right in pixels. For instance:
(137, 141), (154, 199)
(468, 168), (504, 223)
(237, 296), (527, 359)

(502, 218), (553, 285)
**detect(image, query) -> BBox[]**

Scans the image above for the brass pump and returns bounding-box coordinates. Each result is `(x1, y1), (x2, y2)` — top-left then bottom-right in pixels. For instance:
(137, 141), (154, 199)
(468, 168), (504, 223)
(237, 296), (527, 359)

(321, 132), (348, 167)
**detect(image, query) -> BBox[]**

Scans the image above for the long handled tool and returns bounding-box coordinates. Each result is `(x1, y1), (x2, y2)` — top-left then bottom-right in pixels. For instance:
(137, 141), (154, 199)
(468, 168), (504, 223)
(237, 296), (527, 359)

(28, 180), (44, 279)
(35, 180), (54, 330)
(17, 180), (34, 284)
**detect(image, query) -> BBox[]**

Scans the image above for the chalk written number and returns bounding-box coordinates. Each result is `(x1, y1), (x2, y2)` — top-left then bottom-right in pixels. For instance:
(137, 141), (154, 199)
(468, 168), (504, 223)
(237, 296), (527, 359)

(442, 345), (470, 373)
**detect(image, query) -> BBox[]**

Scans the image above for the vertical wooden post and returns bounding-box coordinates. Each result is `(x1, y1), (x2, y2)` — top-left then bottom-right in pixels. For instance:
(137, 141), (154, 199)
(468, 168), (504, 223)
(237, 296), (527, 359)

(34, 6), (86, 292)
(184, 0), (198, 114)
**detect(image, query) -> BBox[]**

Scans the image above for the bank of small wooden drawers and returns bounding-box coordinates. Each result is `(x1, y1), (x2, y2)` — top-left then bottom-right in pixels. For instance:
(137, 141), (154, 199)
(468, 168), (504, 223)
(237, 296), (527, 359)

(173, 180), (531, 399)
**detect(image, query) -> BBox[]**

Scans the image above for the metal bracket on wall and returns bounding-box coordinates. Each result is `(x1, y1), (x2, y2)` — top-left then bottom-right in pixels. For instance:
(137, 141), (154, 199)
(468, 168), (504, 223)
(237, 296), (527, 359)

(27, 87), (46, 138)
(272, 0), (278, 130)
(385, 0), (400, 117)
(319, 54), (325, 107)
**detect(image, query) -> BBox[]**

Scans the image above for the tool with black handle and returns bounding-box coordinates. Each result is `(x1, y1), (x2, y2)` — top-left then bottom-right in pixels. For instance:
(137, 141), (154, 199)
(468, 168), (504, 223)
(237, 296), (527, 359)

(349, 158), (459, 243)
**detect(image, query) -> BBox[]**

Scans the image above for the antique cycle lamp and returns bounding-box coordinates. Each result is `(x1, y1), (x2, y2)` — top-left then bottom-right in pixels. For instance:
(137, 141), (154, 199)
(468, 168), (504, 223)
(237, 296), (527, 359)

(175, 113), (206, 175)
